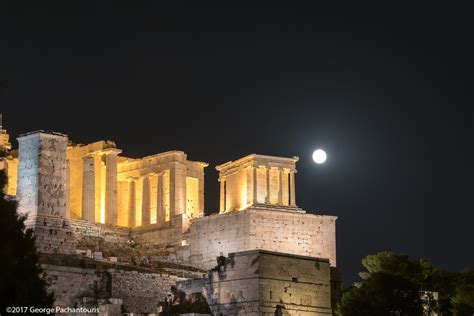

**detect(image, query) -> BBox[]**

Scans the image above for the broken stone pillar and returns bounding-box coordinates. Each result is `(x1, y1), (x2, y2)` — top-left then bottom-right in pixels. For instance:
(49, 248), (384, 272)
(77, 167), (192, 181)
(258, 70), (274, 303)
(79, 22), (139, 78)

(16, 131), (76, 254)
(81, 156), (95, 222)
(141, 176), (150, 225)
(104, 149), (121, 225)
(156, 172), (166, 224)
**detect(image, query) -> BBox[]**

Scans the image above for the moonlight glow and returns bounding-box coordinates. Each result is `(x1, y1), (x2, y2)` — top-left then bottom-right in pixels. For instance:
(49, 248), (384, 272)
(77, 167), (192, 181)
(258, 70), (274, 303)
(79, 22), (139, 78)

(312, 149), (327, 164)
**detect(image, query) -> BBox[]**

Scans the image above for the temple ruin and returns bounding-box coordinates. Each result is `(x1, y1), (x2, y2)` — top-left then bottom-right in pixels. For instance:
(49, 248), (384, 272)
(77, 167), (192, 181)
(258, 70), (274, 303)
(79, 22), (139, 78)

(0, 122), (339, 315)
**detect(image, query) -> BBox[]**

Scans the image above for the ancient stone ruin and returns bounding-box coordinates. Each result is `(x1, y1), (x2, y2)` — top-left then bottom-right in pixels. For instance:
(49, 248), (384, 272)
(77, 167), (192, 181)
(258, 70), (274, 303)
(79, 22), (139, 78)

(0, 124), (340, 315)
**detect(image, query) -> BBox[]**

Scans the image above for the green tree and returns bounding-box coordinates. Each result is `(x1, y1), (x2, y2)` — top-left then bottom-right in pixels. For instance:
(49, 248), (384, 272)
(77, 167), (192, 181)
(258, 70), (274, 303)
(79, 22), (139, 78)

(0, 169), (54, 311)
(337, 272), (423, 316)
(338, 252), (474, 315)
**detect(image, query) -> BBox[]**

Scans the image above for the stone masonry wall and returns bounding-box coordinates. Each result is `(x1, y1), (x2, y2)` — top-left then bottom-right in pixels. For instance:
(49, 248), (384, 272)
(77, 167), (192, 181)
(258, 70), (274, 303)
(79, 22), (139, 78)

(42, 258), (191, 314)
(17, 132), (76, 254)
(258, 251), (332, 315)
(69, 218), (132, 257)
(187, 211), (251, 269)
(186, 207), (336, 270)
(110, 269), (186, 313)
(249, 208), (337, 266)
(178, 250), (332, 315)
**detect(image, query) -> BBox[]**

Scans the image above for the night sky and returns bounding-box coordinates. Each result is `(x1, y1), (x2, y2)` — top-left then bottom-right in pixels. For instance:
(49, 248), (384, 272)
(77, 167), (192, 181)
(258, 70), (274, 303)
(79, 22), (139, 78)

(1, 2), (472, 284)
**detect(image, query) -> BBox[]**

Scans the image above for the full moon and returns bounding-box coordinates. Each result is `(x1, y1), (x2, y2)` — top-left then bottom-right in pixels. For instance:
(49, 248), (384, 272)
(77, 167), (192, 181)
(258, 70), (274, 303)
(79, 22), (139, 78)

(312, 149), (327, 164)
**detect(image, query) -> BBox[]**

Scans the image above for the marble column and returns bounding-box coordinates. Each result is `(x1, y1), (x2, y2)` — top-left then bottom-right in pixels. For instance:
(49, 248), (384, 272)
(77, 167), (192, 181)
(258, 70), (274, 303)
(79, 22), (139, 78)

(265, 166), (270, 204)
(169, 162), (186, 216)
(246, 167), (252, 206)
(104, 149), (121, 225)
(157, 172), (166, 224)
(289, 171), (296, 206)
(141, 176), (150, 225)
(66, 159), (70, 218)
(278, 168), (283, 205)
(198, 176), (204, 216)
(128, 179), (136, 227)
(81, 156), (95, 221)
(219, 177), (225, 213)
(253, 165), (258, 205)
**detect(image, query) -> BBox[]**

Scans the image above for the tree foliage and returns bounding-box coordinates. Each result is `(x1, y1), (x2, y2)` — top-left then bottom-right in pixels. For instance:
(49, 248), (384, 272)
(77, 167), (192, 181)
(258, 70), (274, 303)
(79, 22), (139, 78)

(0, 169), (54, 310)
(337, 251), (474, 315)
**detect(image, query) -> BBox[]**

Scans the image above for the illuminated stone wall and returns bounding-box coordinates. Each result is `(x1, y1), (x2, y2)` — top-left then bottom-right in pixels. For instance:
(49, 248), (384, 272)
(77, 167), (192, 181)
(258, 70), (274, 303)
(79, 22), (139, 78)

(186, 206), (337, 270)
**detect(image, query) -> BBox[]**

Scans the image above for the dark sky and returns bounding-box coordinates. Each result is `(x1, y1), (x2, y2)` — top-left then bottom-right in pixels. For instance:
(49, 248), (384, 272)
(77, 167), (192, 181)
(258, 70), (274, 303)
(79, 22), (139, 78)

(1, 2), (472, 284)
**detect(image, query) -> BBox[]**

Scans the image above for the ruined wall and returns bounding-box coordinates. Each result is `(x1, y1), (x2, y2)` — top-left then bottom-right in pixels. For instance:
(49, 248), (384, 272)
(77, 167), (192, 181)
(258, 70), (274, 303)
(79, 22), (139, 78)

(186, 207), (336, 270)
(178, 250), (332, 315)
(69, 219), (132, 257)
(43, 264), (99, 308)
(131, 214), (190, 250)
(111, 269), (186, 313)
(258, 251), (332, 315)
(43, 259), (190, 314)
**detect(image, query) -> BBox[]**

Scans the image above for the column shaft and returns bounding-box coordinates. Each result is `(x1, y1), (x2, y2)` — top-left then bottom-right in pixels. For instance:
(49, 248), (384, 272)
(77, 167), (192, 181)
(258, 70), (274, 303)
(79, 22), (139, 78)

(142, 176), (150, 225)
(105, 152), (118, 225)
(265, 166), (270, 204)
(290, 171), (296, 206)
(278, 168), (283, 205)
(128, 180), (136, 227)
(219, 178), (225, 213)
(157, 173), (166, 224)
(169, 162), (186, 216)
(253, 166), (258, 205)
(81, 156), (95, 221)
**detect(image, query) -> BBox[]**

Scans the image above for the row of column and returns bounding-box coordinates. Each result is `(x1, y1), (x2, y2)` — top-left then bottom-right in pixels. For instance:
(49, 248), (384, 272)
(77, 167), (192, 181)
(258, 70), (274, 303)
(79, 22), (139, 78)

(219, 165), (296, 212)
(81, 149), (121, 224)
(82, 159), (171, 227)
(128, 172), (167, 226)
(260, 165), (296, 206)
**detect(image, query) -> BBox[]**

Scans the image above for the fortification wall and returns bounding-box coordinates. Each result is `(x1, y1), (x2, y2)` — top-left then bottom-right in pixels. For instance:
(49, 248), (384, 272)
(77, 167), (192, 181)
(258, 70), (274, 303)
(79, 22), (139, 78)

(178, 250), (332, 315)
(42, 255), (196, 314)
(186, 207), (336, 270)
